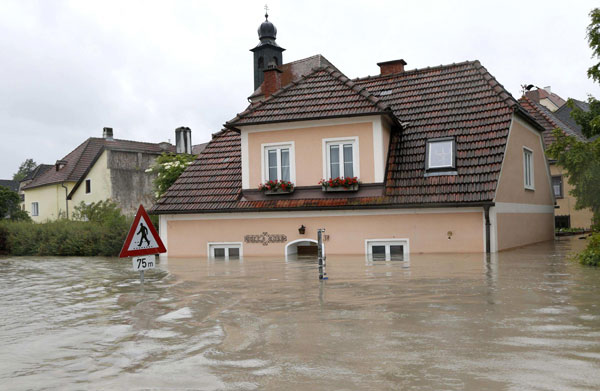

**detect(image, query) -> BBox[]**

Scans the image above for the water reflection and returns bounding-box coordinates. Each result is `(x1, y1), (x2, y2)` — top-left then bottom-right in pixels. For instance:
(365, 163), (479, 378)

(0, 237), (599, 390)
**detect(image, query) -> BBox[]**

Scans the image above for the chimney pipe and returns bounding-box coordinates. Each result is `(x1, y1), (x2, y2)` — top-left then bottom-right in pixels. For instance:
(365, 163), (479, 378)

(103, 127), (113, 140)
(175, 127), (192, 154)
(377, 59), (407, 76)
(263, 66), (283, 98)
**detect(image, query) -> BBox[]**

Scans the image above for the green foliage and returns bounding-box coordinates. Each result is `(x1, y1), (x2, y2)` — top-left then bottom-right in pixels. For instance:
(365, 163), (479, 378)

(567, 97), (600, 138)
(546, 129), (600, 228)
(146, 153), (195, 199)
(12, 158), (37, 182)
(587, 8), (600, 83)
(577, 233), (600, 267)
(0, 215), (132, 257)
(72, 200), (123, 223)
(0, 187), (31, 221)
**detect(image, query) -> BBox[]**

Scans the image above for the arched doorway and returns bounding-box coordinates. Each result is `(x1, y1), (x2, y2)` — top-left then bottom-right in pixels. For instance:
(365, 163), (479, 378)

(285, 239), (321, 258)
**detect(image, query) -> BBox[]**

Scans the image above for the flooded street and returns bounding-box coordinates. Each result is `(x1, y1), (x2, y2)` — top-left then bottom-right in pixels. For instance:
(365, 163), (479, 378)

(2, 237), (600, 390)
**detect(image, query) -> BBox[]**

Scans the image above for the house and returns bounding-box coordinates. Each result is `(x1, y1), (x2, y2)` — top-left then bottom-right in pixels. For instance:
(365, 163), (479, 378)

(524, 86), (566, 112)
(151, 14), (555, 258)
(21, 127), (186, 222)
(519, 94), (594, 229)
(0, 180), (19, 193)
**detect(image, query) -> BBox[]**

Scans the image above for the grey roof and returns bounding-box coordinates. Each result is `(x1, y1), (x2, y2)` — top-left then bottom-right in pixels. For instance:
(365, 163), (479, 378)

(192, 142), (209, 155)
(0, 180), (19, 192)
(22, 164), (53, 182)
(554, 99), (589, 140)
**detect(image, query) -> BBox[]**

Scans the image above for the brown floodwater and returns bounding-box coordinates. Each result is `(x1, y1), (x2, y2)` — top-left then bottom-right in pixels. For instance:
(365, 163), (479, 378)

(1, 237), (600, 390)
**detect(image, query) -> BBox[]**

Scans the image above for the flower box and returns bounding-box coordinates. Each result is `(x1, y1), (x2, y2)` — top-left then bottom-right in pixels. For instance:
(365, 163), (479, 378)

(319, 177), (360, 192)
(321, 183), (359, 192)
(259, 180), (295, 195)
(264, 188), (295, 195)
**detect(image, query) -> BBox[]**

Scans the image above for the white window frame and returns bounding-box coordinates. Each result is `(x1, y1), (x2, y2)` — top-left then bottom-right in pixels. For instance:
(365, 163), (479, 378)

(365, 239), (409, 260)
(261, 142), (295, 184)
(523, 147), (534, 190)
(31, 202), (39, 216)
(207, 242), (243, 259)
(426, 138), (455, 170)
(322, 136), (360, 179)
(85, 179), (91, 194)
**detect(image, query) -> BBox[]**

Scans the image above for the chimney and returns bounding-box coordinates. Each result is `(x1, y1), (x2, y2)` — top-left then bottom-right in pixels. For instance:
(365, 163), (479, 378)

(377, 59), (407, 76)
(175, 127), (192, 154)
(263, 66), (283, 98)
(103, 127), (114, 140)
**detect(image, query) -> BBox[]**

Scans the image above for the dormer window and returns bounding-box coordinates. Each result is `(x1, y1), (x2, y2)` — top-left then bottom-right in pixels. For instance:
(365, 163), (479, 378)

(262, 142), (295, 183)
(425, 138), (455, 171)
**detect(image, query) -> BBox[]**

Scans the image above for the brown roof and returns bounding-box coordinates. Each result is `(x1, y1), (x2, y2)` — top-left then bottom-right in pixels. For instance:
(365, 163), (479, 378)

(227, 66), (391, 127)
(518, 96), (585, 147)
(153, 59), (538, 214)
(23, 137), (174, 191)
(249, 54), (336, 100)
(524, 89), (566, 109)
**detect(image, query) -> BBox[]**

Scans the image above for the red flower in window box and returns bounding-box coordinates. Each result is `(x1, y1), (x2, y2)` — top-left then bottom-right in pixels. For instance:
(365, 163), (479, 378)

(319, 177), (360, 192)
(259, 179), (295, 195)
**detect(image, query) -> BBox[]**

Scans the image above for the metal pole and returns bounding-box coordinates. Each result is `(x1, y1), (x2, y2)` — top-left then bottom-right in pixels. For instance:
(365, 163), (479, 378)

(317, 228), (327, 280)
(140, 270), (144, 284)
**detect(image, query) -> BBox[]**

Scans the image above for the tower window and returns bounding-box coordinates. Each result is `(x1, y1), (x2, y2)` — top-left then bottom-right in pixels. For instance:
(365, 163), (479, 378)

(258, 57), (264, 69)
(272, 57), (279, 66)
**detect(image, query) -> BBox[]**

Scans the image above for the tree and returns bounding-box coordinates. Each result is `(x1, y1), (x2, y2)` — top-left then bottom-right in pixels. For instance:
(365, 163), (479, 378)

(0, 187), (31, 221)
(146, 153), (196, 199)
(12, 159), (37, 182)
(547, 8), (600, 265)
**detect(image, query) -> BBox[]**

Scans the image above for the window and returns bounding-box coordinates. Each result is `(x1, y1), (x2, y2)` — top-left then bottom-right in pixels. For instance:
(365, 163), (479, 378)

(324, 138), (358, 179)
(208, 243), (242, 259)
(85, 179), (91, 194)
(426, 138), (455, 170)
(366, 239), (409, 260)
(552, 176), (563, 198)
(263, 143), (294, 183)
(31, 202), (39, 216)
(523, 147), (534, 190)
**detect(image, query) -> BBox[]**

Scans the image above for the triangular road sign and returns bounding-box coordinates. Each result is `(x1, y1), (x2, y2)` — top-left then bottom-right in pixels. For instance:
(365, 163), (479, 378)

(119, 205), (166, 258)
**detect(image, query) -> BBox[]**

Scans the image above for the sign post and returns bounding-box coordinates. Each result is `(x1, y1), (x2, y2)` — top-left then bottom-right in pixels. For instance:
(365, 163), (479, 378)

(119, 205), (167, 283)
(317, 228), (327, 280)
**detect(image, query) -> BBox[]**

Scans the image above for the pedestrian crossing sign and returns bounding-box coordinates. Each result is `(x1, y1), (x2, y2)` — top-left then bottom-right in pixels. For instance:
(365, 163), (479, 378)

(119, 205), (166, 258)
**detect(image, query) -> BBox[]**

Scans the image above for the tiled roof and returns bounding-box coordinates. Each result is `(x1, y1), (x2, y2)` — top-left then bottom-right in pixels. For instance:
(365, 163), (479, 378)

(152, 130), (242, 212)
(248, 54), (336, 100)
(524, 88), (566, 109)
(153, 59), (534, 214)
(0, 180), (19, 192)
(227, 66), (391, 127)
(22, 164), (53, 182)
(23, 138), (174, 190)
(518, 96), (585, 147)
(192, 142), (209, 155)
(355, 60), (517, 204)
(554, 99), (589, 139)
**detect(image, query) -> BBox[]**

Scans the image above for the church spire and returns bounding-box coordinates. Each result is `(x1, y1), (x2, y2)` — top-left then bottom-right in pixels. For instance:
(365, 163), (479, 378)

(250, 8), (285, 91)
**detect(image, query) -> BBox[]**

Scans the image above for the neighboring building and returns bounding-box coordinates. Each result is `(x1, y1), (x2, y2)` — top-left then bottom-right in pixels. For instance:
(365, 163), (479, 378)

(0, 180), (19, 193)
(17, 164), (53, 204)
(22, 127), (179, 222)
(519, 95), (594, 229)
(524, 86), (566, 112)
(151, 15), (555, 258)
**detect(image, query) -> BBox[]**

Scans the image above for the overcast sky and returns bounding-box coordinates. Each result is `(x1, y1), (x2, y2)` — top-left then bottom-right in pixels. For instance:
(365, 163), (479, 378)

(1, 0), (599, 179)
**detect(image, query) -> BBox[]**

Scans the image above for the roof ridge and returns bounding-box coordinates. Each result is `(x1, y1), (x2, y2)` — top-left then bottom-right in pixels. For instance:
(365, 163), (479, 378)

(353, 60), (479, 82)
(225, 65), (390, 128)
(322, 66), (390, 112)
(470, 61), (518, 109)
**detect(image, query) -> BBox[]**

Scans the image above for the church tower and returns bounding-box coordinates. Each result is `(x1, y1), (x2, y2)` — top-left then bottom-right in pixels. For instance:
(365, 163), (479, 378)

(250, 10), (285, 91)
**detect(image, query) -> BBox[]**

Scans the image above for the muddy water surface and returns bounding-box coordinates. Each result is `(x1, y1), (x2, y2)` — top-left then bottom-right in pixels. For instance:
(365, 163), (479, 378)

(1, 237), (600, 390)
